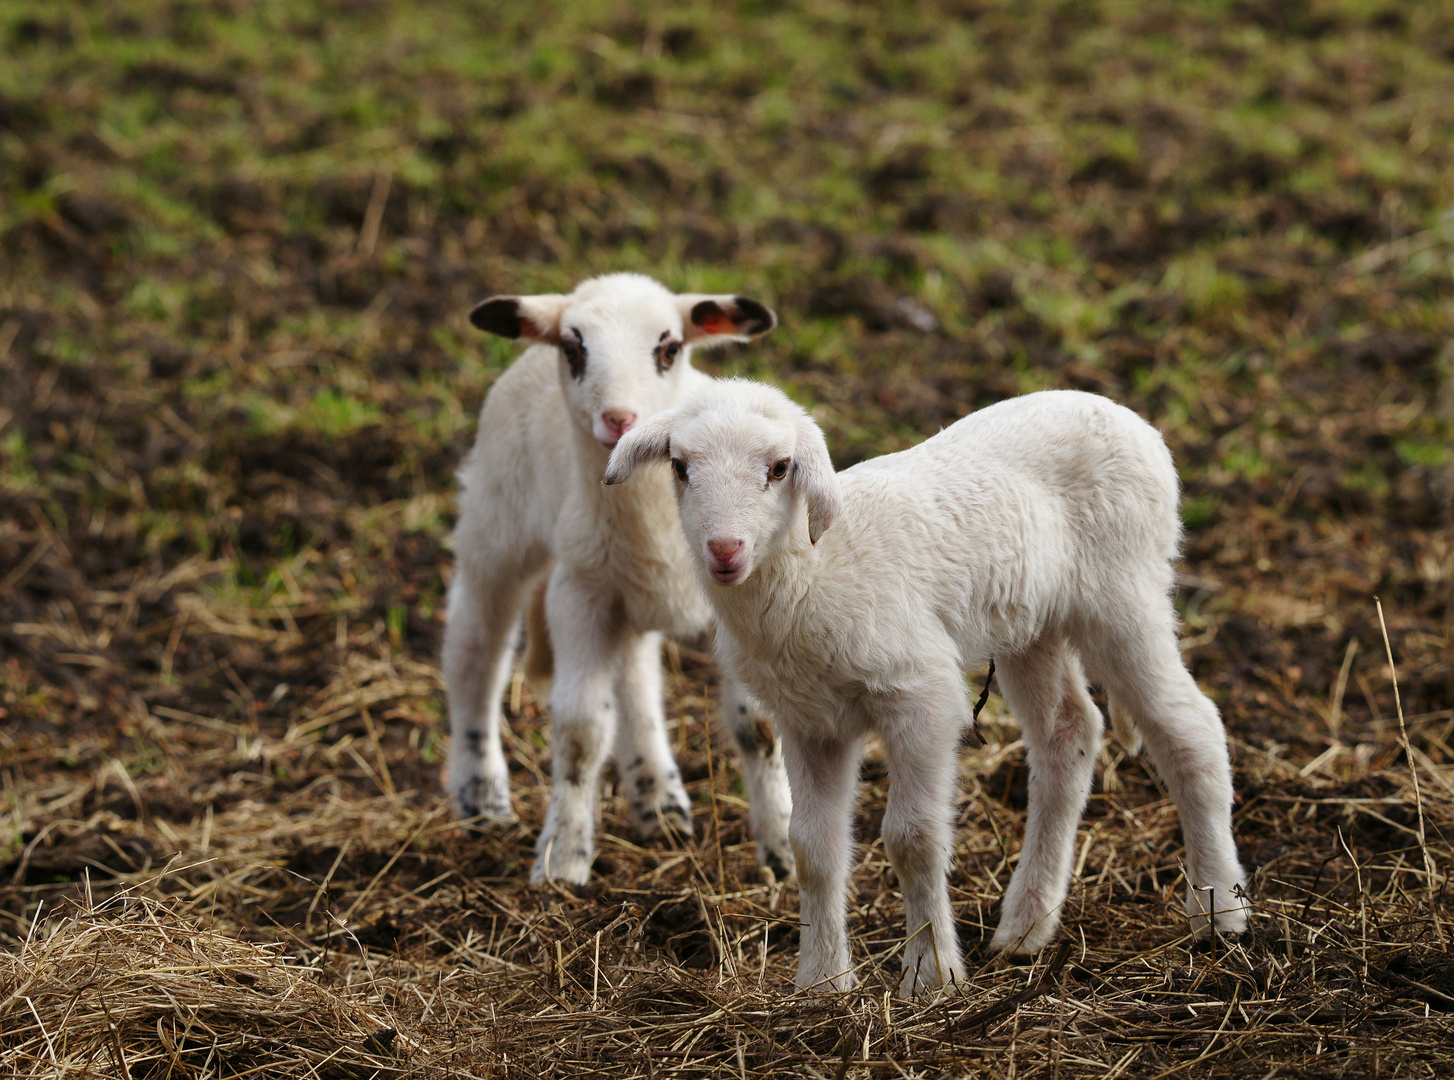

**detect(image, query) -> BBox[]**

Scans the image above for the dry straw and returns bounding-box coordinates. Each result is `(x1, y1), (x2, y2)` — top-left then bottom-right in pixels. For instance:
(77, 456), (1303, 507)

(4, 606), (1454, 1077)
(0, 888), (428, 1079)
(1375, 597), (1439, 909)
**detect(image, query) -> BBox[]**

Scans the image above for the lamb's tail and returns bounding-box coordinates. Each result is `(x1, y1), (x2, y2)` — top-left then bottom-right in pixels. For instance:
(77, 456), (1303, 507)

(1108, 694), (1143, 756)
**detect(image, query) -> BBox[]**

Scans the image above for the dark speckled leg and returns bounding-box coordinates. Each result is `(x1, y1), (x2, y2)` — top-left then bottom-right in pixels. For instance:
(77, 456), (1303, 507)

(721, 675), (795, 881)
(616, 630), (693, 841)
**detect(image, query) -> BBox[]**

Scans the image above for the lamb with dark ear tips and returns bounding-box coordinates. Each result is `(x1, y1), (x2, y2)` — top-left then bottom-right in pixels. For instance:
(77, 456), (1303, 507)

(731, 296), (776, 335)
(443, 273), (797, 889)
(687, 296), (777, 339)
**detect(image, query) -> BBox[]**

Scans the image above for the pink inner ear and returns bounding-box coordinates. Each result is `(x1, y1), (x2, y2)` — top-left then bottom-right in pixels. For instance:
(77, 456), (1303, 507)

(695, 313), (733, 336)
(520, 316), (543, 339)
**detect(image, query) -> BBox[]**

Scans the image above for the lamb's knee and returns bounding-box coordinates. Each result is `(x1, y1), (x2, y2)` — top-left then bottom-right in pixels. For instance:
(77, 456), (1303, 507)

(1142, 705), (1233, 785)
(441, 597), (484, 675)
(790, 826), (845, 893)
(552, 713), (611, 785)
(882, 811), (947, 879)
(730, 706), (777, 761)
(1054, 676), (1102, 741)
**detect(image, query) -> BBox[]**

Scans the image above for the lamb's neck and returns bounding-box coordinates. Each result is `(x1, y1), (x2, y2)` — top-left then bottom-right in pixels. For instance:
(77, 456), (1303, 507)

(569, 423), (612, 484)
(572, 427), (678, 535)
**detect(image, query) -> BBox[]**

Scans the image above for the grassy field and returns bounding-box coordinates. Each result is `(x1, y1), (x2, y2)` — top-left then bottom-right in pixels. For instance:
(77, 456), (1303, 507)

(2, 0), (1453, 1076)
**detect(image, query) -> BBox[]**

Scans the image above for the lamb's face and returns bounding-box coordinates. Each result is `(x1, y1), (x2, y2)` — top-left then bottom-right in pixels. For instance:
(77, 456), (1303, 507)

(553, 290), (693, 449)
(468, 274), (776, 451)
(667, 411), (800, 585)
(604, 381), (844, 585)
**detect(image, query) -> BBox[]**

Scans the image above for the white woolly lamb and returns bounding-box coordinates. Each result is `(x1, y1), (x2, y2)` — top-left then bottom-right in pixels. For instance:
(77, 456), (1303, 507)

(444, 274), (794, 886)
(605, 379), (1250, 998)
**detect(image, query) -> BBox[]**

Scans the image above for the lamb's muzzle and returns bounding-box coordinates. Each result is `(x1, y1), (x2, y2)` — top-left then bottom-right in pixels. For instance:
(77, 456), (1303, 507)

(706, 537), (746, 582)
(597, 409), (637, 447)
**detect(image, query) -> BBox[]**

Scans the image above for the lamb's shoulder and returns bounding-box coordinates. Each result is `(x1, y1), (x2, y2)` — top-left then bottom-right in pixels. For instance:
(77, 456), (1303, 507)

(826, 469), (1005, 594)
(815, 460), (1072, 662)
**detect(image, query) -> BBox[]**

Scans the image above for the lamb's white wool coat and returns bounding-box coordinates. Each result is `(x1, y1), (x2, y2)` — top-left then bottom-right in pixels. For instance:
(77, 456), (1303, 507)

(606, 380), (1250, 998)
(443, 275), (794, 886)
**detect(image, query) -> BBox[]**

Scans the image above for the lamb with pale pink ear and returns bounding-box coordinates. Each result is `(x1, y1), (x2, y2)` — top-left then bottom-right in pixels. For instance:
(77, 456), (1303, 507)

(444, 274), (794, 887)
(605, 378), (1250, 999)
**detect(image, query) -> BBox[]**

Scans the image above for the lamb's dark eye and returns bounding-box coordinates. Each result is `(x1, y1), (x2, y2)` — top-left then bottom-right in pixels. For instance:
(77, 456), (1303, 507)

(672, 458), (688, 482)
(560, 333), (586, 380)
(769, 458), (790, 481)
(655, 338), (682, 375)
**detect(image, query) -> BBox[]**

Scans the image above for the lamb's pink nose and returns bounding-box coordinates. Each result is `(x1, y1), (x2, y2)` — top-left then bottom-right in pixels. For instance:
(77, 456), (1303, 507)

(707, 538), (743, 562)
(601, 410), (637, 439)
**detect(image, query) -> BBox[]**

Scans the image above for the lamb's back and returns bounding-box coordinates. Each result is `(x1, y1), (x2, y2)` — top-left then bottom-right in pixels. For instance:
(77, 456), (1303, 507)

(454, 345), (575, 560)
(814, 391), (1180, 657)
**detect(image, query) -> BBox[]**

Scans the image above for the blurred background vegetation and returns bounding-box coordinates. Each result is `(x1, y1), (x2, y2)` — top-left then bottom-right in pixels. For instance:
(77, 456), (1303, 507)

(2, 0), (1450, 738)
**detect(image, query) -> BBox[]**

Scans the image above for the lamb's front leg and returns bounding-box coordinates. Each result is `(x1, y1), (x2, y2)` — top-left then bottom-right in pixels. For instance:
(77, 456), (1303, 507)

(720, 676), (795, 882)
(882, 696), (967, 998)
(781, 729), (862, 992)
(614, 630), (693, 841)
(442, 562), (532, 822)
(531, 572), (623, 886)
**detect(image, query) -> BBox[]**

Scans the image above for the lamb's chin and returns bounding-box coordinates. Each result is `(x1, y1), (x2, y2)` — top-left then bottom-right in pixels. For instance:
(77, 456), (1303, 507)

(708, 565), (747, 585)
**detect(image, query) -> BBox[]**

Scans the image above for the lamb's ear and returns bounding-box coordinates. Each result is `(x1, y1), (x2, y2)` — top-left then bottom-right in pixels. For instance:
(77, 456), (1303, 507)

(603, 411), (676, 486)
(677, 294), (777, 348)
(468, 294), (569, 344)
(793, 414), (842, 545)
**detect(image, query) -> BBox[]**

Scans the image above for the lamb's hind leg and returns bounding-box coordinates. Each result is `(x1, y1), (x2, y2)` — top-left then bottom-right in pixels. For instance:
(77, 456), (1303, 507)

(614, 630), (693, 842)
(720, 676), (795, 882)
(1086, 606), (1249, 938)
(443, 562), (535, 821)
(990, 639), (1104, 957)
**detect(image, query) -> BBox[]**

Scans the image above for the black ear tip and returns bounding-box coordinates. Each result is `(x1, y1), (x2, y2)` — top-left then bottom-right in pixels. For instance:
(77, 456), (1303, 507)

(469, 297), (523, 337)
(733, 296), (777, 335)
(690, 298), (724, 324)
